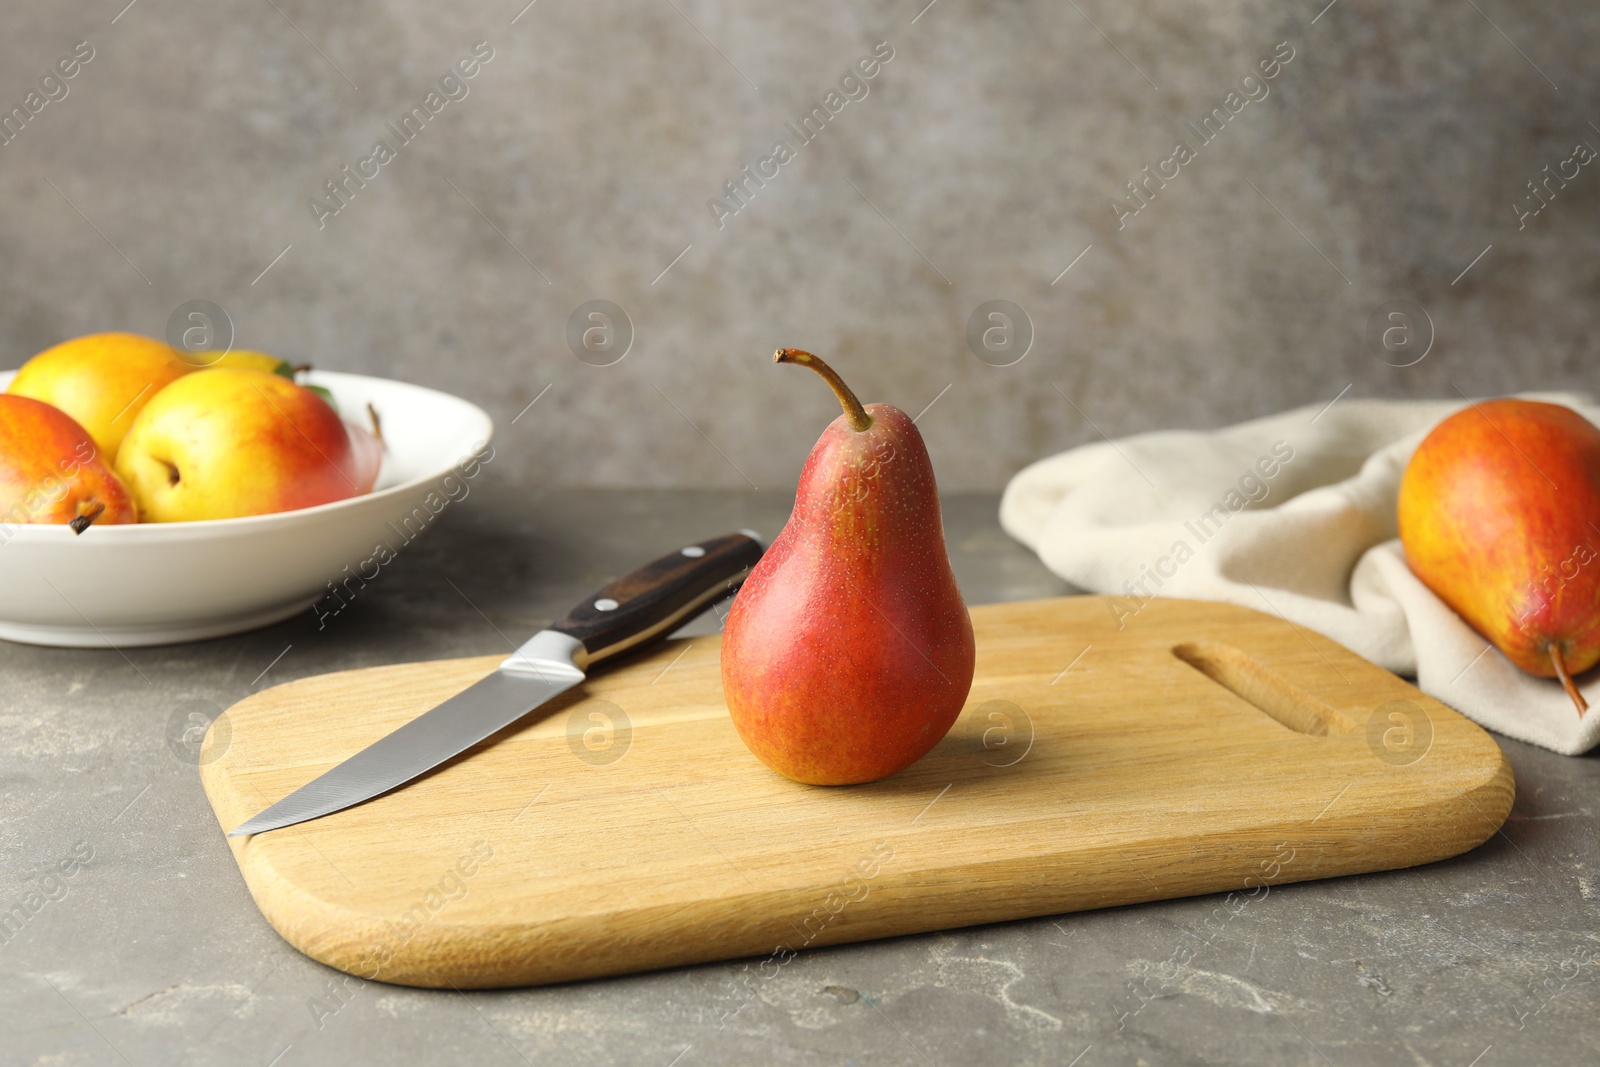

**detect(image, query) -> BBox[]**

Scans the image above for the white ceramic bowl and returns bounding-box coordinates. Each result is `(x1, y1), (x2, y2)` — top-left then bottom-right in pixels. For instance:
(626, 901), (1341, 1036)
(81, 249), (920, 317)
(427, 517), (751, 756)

(0, 370), (492, 647)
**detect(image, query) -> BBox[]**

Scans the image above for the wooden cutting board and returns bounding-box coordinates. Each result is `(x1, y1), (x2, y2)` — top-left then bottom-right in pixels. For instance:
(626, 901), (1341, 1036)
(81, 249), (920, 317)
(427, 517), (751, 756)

(201, 596), (1512, 989)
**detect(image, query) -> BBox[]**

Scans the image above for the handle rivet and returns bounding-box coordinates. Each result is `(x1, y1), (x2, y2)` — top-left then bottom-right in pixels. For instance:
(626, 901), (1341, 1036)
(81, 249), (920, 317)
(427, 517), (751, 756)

(680, 546), (706, 558)
(594, 598), (619, 611)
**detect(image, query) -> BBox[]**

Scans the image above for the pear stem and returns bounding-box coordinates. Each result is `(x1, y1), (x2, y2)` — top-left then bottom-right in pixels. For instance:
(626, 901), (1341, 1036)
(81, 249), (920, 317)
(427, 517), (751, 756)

(1548, 643), (1589, 716)
(774, 349), (872, 432)
(367, 401), (385, 445)
(68, 502), (106, 536)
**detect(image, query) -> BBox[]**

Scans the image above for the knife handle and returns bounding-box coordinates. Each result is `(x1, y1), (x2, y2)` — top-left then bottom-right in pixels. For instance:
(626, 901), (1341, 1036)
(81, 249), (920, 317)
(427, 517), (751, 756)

(550, 530), (765, 667)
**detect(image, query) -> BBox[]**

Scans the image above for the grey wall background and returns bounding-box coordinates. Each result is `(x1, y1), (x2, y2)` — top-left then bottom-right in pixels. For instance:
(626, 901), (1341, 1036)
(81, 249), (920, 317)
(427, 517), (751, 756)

(1, 0), (1595, 491)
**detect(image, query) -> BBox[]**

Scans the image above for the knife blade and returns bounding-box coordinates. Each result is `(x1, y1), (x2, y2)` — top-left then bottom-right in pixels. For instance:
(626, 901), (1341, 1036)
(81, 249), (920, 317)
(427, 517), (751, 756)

(228, 529), (765, 837)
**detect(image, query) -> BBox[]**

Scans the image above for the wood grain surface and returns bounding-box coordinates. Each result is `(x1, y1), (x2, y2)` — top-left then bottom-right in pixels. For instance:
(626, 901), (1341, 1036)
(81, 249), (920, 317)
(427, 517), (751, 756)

(200, 596), (1513, 989)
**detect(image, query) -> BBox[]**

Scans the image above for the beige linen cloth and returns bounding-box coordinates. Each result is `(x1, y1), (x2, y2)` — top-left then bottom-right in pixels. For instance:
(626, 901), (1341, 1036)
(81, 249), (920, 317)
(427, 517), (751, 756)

(999, 393), (1600, 755)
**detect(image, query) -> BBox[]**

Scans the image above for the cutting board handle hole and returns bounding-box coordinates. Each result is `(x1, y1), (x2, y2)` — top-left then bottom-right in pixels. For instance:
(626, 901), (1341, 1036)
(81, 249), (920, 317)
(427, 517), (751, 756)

(1172, 641), (1355, 737)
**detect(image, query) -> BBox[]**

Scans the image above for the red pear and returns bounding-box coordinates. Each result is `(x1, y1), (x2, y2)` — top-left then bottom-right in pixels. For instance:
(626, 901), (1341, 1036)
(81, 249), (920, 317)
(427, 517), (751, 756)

(1398, 398), (1600, 715)
(721, 349), (976, 784)
(0, 395), (136, 531)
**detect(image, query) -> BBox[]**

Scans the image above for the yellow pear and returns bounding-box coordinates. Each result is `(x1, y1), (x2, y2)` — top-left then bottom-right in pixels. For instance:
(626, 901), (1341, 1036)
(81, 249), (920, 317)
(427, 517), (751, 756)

(206, 350), (295, 376)
(115, 368), (375, 521)
(7, 332), (193, 458)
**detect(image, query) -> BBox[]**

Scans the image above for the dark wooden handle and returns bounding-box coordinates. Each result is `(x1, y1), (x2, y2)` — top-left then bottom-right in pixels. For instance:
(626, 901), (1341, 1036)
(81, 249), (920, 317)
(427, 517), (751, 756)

(551, 531), (764, 665)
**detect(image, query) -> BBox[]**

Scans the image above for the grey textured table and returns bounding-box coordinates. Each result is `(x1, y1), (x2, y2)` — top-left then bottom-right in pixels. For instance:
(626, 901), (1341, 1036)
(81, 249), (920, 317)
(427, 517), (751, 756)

(2, 489), (1595, 1067)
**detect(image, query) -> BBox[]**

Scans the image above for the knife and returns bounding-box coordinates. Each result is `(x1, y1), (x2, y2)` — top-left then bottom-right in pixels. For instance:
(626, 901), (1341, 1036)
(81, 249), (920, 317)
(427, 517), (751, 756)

(228, 529), (765, 837)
